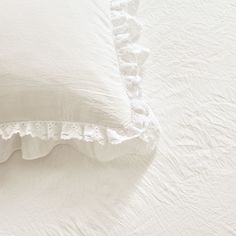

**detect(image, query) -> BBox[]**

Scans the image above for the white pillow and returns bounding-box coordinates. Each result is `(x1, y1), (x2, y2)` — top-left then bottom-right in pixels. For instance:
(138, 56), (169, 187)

(0, 0), (159, 162)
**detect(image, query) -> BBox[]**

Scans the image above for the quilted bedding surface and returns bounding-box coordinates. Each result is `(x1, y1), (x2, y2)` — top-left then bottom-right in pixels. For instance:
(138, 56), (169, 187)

(0, 0), (236, 235)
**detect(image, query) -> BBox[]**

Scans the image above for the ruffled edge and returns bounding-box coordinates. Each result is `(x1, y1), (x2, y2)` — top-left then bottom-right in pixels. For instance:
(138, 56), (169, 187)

(110, 0), (160, 144)
(0, 0), (159, 163)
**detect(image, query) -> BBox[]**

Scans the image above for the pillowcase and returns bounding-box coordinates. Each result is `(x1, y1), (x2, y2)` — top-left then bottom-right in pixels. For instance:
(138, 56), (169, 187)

(0, 0), (159, 162)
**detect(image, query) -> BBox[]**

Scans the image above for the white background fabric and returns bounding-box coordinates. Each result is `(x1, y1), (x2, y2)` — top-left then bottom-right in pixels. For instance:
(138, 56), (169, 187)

(0, 0), (236, 235)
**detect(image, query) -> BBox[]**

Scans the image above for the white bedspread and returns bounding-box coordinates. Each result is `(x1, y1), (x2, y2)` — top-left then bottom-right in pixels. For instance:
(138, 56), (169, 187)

(0, 0), (236, 235)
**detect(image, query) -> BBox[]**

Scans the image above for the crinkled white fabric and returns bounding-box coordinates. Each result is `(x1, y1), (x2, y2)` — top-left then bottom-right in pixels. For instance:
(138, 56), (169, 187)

(0, 0), (159, 162)
(0, 0), (236, 235)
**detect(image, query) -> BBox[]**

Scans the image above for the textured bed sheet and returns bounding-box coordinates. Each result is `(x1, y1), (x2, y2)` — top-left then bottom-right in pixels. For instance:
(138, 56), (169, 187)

(0, 0), (236, 235)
